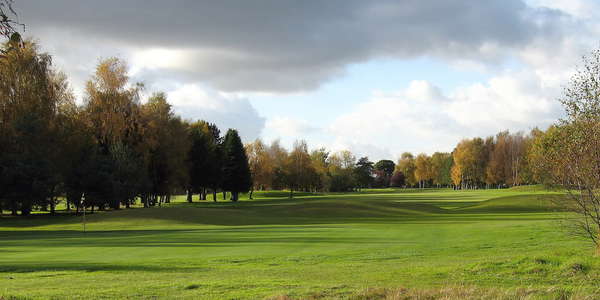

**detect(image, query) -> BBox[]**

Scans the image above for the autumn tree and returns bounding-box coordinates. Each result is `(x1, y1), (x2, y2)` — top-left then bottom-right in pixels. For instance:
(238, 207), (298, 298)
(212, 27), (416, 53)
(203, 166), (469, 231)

(245, 138), (273, 199)
(328, 151), (357, 192)
(452, 138), (485, 189)
(268, 139), (289, 190)
(310, 148), (330, 192)
(0, 39), (70, 215)
(485, 131), (507, 188)
(142, 93), (189, 206)
(83, 57), (145, 209)
(284, 140), (318, 198)
(414, 153), (433, 188)
(396, 153), (416, 187)
(530, 49), (600, 246)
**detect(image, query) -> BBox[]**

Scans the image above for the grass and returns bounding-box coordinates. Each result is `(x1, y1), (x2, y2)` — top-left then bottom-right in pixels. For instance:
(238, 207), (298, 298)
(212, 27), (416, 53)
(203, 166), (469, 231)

(0, 187), (598, 299)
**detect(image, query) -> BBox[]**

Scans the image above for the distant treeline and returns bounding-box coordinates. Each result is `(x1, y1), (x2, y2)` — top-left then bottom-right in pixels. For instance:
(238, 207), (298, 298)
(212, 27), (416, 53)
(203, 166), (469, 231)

(245, 128), (542, 196)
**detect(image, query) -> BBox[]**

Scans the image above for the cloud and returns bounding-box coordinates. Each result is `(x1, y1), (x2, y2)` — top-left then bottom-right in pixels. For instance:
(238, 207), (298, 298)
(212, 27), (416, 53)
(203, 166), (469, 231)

(11, 0), (600, 161)
(265, 117), (318, 138)
(18, 0), (569, 93)
(328, 74), (561, 159)
(167, 84), (266, 141)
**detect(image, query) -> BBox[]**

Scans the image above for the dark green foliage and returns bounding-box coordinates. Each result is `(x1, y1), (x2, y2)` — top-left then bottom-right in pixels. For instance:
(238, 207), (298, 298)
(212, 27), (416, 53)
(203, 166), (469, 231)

(375, 160), (395, 177)
(374, 160), (395, 187)
(187, 121), (215, 200)
(206, 123), (224, 201)
(354, 157), (374, 189)
(221, 129), (252, 201)
(329, 173), (356, 192)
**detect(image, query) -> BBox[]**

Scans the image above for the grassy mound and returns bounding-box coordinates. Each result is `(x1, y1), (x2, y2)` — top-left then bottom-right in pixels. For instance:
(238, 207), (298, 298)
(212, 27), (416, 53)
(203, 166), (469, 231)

(458, 194), (564, 213)
(508, 184), (550, 192)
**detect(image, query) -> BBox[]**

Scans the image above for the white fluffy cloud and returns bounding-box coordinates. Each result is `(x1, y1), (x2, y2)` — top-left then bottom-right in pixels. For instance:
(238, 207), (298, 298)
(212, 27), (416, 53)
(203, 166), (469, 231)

(328, 73), (561, 160)
(265, 117), (317, 138)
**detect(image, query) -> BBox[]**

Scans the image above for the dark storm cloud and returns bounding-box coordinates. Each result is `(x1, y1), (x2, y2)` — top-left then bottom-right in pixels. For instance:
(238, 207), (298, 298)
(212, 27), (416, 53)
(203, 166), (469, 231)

(18, 0), (564, 92)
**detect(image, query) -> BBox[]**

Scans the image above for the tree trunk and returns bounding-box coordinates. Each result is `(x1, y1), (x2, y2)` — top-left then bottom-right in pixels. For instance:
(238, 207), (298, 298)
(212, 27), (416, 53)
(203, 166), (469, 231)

(213, 190), (217, 202)
(187, 190), (193, 203)
(249, 188), (253, 200)
(222, 191), (227, 200)
(232, 191), (238, 202)
(50, 199), (56, 215)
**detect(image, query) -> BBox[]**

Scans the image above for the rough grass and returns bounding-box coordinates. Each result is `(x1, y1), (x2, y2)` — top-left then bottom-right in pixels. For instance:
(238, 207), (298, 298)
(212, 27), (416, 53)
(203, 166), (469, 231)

(0, 187), (597, 299)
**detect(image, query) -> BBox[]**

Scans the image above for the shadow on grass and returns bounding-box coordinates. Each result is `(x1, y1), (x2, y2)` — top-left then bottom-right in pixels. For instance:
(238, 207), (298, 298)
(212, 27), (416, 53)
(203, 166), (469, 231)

(0, 262), (210, 273)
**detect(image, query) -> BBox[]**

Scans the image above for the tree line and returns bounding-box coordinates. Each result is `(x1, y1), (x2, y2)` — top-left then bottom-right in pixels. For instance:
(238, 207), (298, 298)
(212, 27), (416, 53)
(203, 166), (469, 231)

(244, 127), (543, 196)
(0, 36), (567, 218)
(0, 38), (252, 216)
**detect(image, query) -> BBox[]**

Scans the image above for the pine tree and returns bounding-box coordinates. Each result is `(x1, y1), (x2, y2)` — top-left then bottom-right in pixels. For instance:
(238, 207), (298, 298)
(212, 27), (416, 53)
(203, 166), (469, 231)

(221, 129), (252, 202)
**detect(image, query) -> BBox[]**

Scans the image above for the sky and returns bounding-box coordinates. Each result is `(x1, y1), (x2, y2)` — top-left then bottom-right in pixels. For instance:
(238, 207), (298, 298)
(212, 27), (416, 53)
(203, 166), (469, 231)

(14, 0), (600, 161)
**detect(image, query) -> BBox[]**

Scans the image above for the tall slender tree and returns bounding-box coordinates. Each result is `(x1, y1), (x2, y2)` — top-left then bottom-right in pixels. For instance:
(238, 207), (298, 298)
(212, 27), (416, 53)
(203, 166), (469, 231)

(221, 129), (252, 202)
(397, 153), (416, 187)
(245, 138), (273, 199)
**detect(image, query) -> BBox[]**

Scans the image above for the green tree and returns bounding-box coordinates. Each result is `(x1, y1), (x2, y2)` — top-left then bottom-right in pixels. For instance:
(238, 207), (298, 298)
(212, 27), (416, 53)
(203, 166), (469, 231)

(355, 157), (374, 190)
(222, 129), (252, 202)
(374, 159), (395, 187)
(205, 123), (223, 201)
(187, 121), (214, 202)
